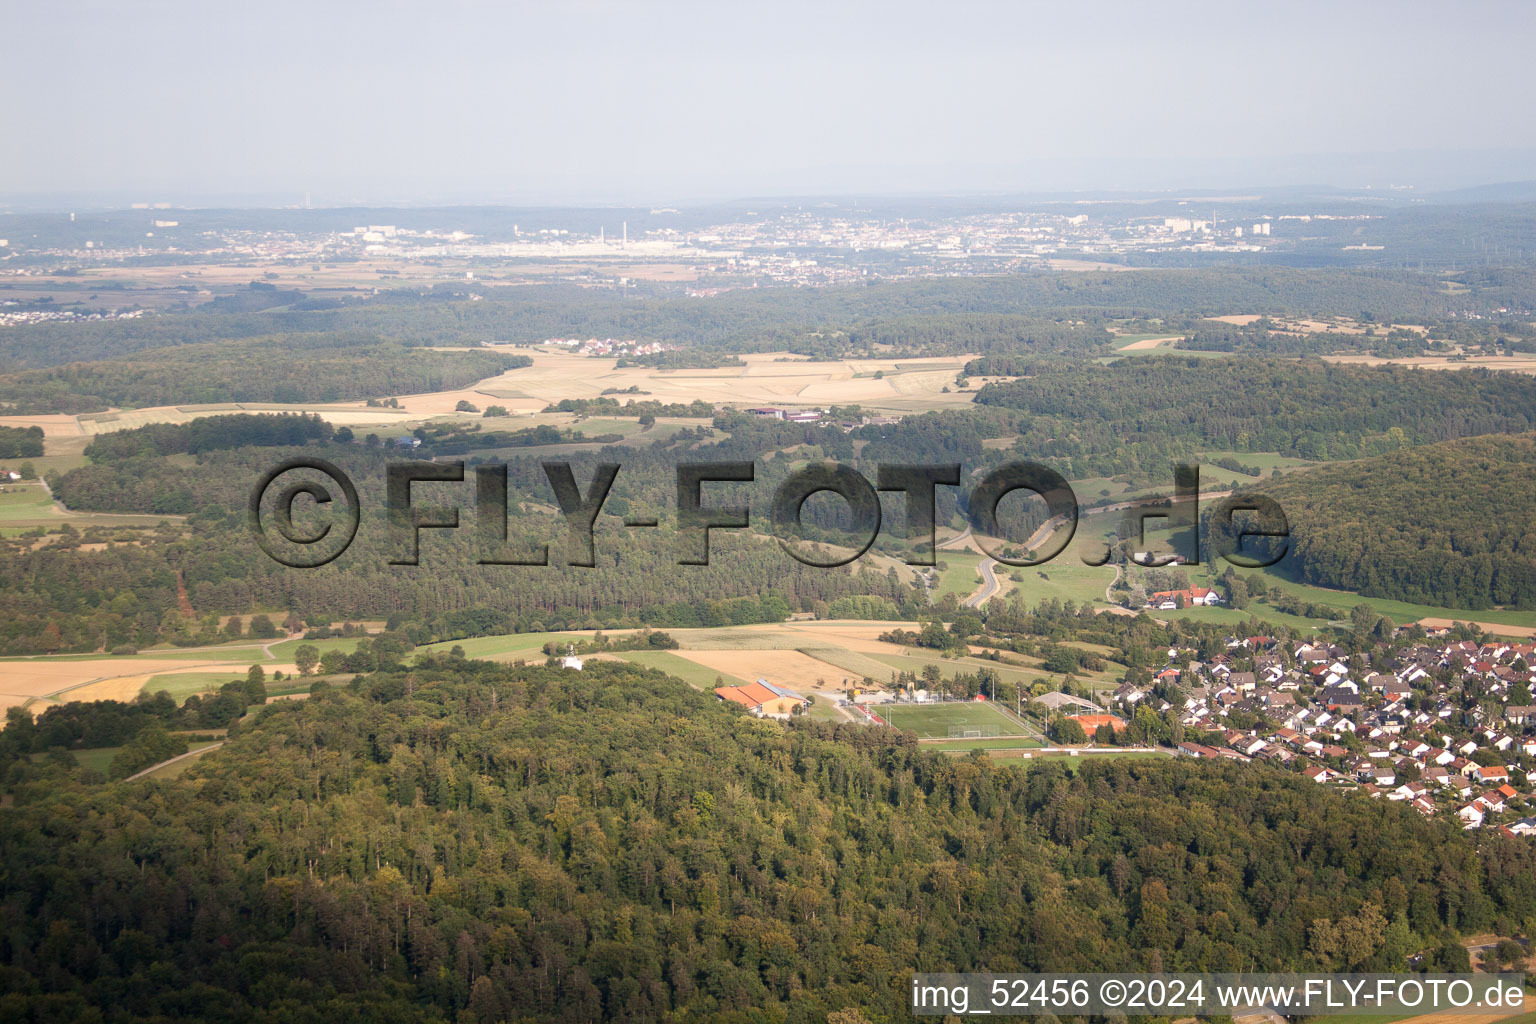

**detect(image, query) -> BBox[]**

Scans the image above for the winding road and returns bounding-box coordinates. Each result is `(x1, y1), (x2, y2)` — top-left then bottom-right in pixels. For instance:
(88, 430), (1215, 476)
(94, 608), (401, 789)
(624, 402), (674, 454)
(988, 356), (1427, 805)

(963, 558), (1001, 608)
(949, 489), (1234, 609)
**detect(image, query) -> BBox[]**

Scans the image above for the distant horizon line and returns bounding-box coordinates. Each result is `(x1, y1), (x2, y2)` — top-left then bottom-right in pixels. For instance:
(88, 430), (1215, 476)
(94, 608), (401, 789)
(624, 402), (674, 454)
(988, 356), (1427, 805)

(3, 177), (1535, 216)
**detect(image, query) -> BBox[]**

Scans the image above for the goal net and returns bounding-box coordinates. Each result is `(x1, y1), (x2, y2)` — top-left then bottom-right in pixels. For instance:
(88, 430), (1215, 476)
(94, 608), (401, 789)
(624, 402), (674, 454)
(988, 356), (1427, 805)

(949, 725), (1001, 739)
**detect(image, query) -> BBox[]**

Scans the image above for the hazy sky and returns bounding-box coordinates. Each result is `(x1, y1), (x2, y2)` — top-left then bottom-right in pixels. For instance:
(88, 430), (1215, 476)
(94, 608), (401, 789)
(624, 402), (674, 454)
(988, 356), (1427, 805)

(4, 0), (1534, 204)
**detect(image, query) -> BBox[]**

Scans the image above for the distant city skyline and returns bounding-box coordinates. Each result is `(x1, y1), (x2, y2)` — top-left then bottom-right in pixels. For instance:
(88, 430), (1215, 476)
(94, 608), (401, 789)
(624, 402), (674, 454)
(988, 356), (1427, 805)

(4, 0), (1534, 206)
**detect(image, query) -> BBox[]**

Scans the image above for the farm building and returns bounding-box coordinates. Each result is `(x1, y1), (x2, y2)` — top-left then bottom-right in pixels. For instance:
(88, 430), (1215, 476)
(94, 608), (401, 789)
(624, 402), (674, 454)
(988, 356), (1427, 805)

(1147, 587), (1221, 609)
(714, 680), (809, 717)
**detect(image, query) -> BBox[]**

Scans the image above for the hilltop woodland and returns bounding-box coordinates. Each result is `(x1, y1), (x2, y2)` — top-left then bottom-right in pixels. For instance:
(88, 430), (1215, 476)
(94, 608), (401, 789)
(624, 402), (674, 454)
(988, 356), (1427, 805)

(1213, 433), (1536, 610)
(1, 658), (1532, 1022)
(970, 356), (1536, 465)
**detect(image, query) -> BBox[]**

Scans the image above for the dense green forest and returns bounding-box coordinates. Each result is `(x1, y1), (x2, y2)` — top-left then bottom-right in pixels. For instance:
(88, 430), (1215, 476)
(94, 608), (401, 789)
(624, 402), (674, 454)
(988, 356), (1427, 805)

(1219, 433), (1536, 609)
(82, 413), (334, 461)
(0, 335), (527, 414)
(973, 355), (1536, 463)
(2, 658), (1531, 1021)
(0, 487), (915, 655)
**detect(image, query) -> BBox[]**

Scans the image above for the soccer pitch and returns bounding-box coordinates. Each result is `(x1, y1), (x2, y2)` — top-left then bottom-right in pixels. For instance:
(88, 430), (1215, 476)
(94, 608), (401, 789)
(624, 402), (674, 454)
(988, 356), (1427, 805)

(877, 701), (1027, 739)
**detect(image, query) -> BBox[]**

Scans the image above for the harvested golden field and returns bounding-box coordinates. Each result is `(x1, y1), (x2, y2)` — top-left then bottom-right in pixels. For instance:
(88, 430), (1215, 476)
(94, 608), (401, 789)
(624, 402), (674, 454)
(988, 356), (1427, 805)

(1119, 335), (1182, 350)
(1321, 353), (1536, 375)
(0, 657), (205, 702)
(0, 413), (86, 436)
(1204, 314), (1430, 336)
(0, 655), (296, 715)
(58, 674), (159, 704)
(1419, 618), (1536, 638)
(655, 620), (916, 654)
(0, 349), (977, 437)
(673, 648), (862, 690)
(1390, 1012), (1527, 1024)
(0, 403), (413, 438)
(465, 350), (974, 413)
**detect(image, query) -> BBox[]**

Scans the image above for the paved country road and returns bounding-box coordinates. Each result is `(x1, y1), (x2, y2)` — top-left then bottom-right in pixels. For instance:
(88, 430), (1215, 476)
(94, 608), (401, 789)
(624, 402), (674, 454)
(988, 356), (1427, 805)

(937, 525), (973, 551)
(963, 557), (1001, 608)
(945, 489), (1238, 609)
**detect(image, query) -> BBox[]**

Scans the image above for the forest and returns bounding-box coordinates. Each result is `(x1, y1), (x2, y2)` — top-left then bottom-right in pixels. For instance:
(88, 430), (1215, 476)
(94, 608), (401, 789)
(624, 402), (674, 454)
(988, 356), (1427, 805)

(0, 335), (527, 414)
(972, 355), (1536, 465)
(2, 266), (1528, 376)
(1217, 432), (1536, 609)
(0, 425), (44, 459)
(1, 658), (1532, 1022)
(81, 413), (334, 461)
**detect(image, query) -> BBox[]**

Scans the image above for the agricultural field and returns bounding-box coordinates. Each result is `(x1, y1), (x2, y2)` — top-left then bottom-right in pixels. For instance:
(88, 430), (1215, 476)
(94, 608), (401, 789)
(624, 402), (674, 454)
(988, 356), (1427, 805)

(1247, 568), (1536, 630)
(0, 480), (173, 535)
(1178, 562), (1536, 633)
(143, 670), (253, 702)
(0, 483), (54, 523)
(861, 650), (1051, 689)
(1064, 452), (1320, 510)
(672, 648), (856, 691)
(416, 630), (584, 660)
(1321, 351), (1536, 376)
(1109, 333), (1185, 351)
(1006, 563), (1118, 606)
(386, 349), (978, 417)
(933, 552), (989, 601)
(789, 644), (904, 681)
(0, 633), (325, 713)
(611, 650), (749, 689)
(7, 616), (1078, 719)
(0, 349), (979, 442)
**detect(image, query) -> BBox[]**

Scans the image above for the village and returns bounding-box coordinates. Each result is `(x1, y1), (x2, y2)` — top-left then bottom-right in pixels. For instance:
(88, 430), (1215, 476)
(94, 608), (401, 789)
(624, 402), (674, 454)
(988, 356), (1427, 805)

(1109, 627), (1536, 834)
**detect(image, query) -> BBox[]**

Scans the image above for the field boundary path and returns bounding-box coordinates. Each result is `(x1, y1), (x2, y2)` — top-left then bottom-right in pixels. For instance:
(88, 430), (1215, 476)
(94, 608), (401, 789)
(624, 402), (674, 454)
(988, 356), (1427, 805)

(38, 477), (187, 522)
(937, 526), (973, 551)
(125, 741), (225, 781)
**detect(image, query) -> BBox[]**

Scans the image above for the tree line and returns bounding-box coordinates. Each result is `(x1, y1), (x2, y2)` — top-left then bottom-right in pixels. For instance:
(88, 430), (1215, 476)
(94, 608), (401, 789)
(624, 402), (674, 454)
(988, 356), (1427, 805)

(0, 334), (528, 414)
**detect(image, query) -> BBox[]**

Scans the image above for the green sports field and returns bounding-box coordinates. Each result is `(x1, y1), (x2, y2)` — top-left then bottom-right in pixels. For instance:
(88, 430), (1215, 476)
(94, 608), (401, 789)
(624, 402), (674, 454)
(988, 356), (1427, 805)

(878, 700), (1026, 739)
